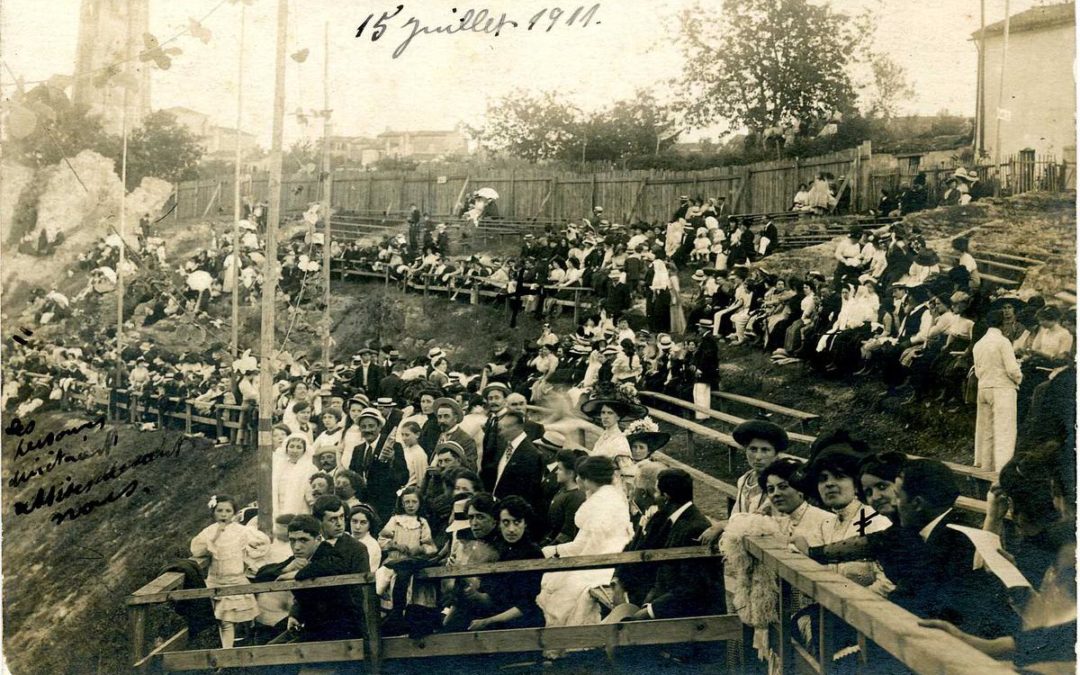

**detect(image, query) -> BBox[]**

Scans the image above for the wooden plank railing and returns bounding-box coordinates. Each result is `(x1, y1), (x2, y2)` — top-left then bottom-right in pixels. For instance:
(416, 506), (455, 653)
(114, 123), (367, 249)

(129, 547), (738, 673)
(746, 535), (1019, 675)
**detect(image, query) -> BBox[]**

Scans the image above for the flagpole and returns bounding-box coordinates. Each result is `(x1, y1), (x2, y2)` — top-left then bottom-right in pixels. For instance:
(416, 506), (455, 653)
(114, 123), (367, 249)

(231, 5), (246, 360)
(321, 21), (333, 374)
(257, 0), (289, 535)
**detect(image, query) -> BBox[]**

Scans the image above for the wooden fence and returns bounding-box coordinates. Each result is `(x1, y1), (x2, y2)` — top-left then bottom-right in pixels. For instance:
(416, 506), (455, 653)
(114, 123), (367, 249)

(176, 143), (1074, 229)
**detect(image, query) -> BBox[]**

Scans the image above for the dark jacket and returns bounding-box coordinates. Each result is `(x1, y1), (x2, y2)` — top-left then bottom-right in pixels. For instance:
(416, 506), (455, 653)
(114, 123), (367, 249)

(482, 539), (544, 628)
(542, 487), (587, 547)
(615, 505), (675, 606)
(523, 419), (545, 443)
(644, 504), (724, 618)
(349, 437), (409, 523)
(693, 335), (720, 387)
(491, 437), (546, 516)
(350, 363), (384, 398)
(292, 535), (370, 641)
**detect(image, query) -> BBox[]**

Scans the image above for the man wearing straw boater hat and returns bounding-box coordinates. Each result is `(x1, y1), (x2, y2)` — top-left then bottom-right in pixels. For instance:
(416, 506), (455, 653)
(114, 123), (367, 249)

(692, 318), (720, 420)
(434, 397), (477, 471)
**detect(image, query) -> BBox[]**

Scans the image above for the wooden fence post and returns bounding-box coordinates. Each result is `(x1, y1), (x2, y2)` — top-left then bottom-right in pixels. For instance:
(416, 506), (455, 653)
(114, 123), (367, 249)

(553, 177), (560, 225)
(129, 605), (147, 666)
(510, 168), (517, 220)
(361, 584), (383, 673)
(573, 289), (581, 325)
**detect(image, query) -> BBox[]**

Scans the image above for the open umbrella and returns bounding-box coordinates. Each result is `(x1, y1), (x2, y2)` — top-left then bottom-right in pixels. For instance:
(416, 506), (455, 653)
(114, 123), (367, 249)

(187, 270), (213, 312)
(476, 187), (499, 200)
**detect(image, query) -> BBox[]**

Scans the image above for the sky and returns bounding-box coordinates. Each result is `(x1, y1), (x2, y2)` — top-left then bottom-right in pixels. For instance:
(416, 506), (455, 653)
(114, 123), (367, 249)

(0, 0), (1055, 146)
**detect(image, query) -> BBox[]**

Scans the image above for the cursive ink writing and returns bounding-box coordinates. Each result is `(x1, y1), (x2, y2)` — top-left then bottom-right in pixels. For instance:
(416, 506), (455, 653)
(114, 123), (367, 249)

(7, 415), (107, 460)
(49, 480), (140, 526)
(13, 433), (191, 525)
(8, 428), (119, 489)
(353, 4), (601, 59)
(393, 8), (519, 58)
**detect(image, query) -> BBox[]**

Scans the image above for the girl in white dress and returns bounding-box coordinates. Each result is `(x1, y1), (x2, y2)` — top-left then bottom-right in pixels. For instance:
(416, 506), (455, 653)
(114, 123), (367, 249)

(537, 456), (634, 627)
(273, 434), (317, 516)
(190, 495), (270, 648)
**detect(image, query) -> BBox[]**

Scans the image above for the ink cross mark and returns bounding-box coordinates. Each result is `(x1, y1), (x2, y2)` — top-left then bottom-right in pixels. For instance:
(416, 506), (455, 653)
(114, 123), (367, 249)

(855, 507), (875, 536)
(12, 327), (34, 346)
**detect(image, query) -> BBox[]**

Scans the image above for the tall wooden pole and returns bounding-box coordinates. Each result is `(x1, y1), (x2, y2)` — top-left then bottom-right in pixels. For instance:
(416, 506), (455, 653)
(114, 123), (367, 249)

(321, 22), (334, 373)
(258, 0), (289, 535)
(975, 0), (986, 155)
(231, 5), (247, 359)
(115, 5), (133, 391)
(993, 0), (1011, 197)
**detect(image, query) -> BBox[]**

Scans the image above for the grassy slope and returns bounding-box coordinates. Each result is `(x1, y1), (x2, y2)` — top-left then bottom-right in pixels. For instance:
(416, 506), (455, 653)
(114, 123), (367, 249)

(2, 417), (259, 675)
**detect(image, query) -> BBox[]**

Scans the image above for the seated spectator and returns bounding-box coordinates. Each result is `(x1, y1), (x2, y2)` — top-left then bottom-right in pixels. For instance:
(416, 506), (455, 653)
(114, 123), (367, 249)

(542, 448), (589, 547)
(349, 503), (383, 572)
(284, 497), (369, 642)
(631, 469), (725, 620)
(921, 449), (1075, 667)
(759, 457), (834, 541)
(465, 496), (545, 631)
(442, 493), (503, 630)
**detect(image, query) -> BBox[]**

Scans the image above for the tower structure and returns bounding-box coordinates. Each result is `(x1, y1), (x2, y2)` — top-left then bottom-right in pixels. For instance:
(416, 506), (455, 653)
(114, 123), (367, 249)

(72, 0), (151, 134)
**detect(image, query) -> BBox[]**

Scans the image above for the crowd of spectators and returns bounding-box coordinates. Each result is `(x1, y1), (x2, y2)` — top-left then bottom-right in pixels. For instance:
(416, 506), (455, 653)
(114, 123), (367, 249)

(4, 187), (1074, 670)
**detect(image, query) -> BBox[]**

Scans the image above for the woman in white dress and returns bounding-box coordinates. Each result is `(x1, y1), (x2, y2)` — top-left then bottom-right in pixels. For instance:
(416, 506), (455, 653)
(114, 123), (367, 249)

(537, 456), (634, 627)
(580, 397), (648, 497)
(529, 344), (560, 403)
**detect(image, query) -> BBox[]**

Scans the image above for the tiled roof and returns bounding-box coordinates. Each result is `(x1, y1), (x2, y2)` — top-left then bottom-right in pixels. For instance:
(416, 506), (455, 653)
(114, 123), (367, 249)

(972, 2), (1074, 38)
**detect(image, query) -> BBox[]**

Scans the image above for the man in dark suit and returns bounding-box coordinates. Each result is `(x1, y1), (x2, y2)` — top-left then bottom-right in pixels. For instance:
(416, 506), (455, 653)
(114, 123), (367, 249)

(434, 397), (478, 470)
(611, 461), (675, 606)
(634, 469), (724, 619)
(479, 382), (511, 489)
(285, 499), (369, 642)
(347, 408), (408, 522)
(505, 392), (545, 442)
(490, 411), (545, 517)
(893, 460), (1018, 638)
(349, 348), (384, 399)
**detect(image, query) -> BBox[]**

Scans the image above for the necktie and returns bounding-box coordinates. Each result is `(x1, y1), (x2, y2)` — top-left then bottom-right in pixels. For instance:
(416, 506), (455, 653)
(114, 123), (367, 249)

(496, 442), (515, 489)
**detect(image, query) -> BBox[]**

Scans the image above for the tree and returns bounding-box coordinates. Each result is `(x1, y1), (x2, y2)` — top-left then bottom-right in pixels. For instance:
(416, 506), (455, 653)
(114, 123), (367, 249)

(467, 90), (580, 162)
(675, 0), (870, 144)
(579, 90), (682, 160)
(865, 56), (915, 119)
(123, 111), (203, 189)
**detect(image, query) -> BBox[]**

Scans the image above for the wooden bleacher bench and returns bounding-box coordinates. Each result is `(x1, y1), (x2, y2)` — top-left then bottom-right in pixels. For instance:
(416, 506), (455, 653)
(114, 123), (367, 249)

(640, 391), (817, 446)
(645, 400), (994, 513)
(975, 250), (1048, 266)
(711, 390), (820, 431)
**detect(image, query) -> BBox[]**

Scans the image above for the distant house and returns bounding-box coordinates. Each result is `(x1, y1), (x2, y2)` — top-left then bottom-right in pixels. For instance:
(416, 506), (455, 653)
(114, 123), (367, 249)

(972, 2), (1076, 162)
(325, 135), (382, 166)
(161, 106), (259, 160)
(377, 127), (468, 161)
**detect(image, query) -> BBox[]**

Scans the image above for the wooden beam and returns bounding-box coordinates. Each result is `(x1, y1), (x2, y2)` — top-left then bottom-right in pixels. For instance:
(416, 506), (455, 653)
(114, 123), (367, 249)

(133, 627), (188, 671)
(161, 615), (742, 671)
(745, 537), (1017, 675)
(127, 572), (375, 606)
(415, 546), (722, 580)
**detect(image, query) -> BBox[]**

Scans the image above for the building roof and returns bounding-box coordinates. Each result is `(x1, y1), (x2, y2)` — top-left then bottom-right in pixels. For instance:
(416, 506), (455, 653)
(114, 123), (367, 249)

(377, 129), (463, 138)
(972, 2), (1075, 38)
(162, 105), (207, 117)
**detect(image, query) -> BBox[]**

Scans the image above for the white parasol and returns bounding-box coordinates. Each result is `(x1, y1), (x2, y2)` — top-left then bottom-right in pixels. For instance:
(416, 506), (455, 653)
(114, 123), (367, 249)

(476, 187), (499, 200)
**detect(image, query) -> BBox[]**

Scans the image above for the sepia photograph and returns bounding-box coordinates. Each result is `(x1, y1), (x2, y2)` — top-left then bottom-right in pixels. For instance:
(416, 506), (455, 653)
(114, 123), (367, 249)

(0, 0), (1076, 673)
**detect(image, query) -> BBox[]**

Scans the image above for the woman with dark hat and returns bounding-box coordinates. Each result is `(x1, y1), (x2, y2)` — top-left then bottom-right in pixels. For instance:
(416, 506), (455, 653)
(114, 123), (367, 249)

(758, 457), (833, 542)
(580, 394), (647, 494)
(624, 417), (670, 463)
(699, 419), (789, 547)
